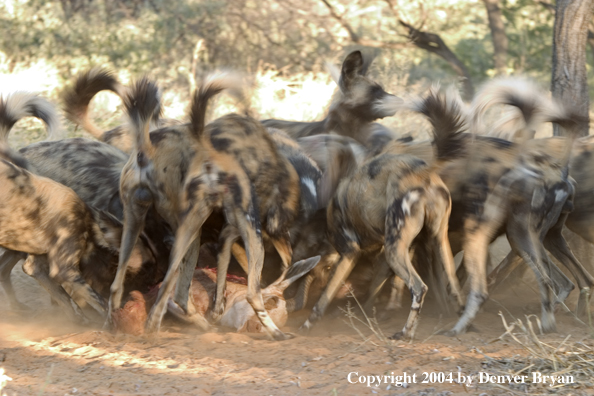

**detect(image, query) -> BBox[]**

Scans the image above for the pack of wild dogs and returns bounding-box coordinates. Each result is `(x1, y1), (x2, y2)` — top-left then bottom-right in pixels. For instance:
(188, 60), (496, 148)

(1, 50), (593, 341)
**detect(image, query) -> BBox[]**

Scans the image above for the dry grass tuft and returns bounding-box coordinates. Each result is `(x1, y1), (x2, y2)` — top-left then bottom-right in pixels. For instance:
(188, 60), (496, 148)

(339, 287), (393, 349)
(481, 312), (594, 394)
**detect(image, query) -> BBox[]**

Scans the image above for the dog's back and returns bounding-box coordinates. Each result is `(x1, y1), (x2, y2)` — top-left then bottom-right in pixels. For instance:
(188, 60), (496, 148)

(0, 159), (93, 254)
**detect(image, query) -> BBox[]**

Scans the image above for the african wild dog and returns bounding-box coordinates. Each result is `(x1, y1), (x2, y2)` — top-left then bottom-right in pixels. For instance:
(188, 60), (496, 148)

(104, 74), (261, 333)
(0, 136), (173, 310)
(101, 75), (215, 331)
(262, 50), (402, 142)
(445, 78), (588, 334)
(0, 93), (162, 315)
(0, 92), (61, 309)
(0, 92), (158, 322)
(477, 82), (594, 316)
(209, 127), (324, 320)
(63, 68), (181, 154)
(282, 132), (417, 312)
(300, 86), (467, 340)
(137, 73), (302, 339)
(281, 134), (365, 311)
(366, 79), (585, 335)
(267, 128), (321, 222)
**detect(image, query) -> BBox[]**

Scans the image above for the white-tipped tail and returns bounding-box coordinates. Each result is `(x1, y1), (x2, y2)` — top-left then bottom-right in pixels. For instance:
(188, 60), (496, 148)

(122, 77), (162, 157)
(62, 68), (124, 139)
(470, 77), (568, 141)
(190, 71), (246, 139)
(0, 92), (61, 144)
(409, 84), (469, 163)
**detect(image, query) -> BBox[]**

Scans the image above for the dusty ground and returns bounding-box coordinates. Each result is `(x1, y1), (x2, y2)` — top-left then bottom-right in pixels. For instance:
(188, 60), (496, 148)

(1, 246), (593, 396)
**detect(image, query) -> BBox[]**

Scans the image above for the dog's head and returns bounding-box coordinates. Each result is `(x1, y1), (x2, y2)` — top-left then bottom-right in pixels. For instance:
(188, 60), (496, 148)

(334, 51), (403, 121)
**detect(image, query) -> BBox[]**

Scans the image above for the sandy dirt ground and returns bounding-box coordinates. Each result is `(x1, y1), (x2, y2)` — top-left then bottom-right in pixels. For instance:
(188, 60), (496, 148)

(1, 244), (593, 396)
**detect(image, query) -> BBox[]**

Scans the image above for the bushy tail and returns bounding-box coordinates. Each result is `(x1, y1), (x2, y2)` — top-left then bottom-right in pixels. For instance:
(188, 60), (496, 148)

(471, 77), (587, 169)
(121, 77), (162, 158)
(471, 77), (571, 142)
(0, 92), (60, 167)
(62, 68), (125, 139)
(409, 85), (468, 167)
(189, 71), (244, 140)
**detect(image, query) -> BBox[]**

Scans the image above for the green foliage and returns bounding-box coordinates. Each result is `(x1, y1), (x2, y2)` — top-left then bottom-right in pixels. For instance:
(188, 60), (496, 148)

(0, 0), (575, 91)
(501, 0), (555, 80)
(0, 0), (591, 146)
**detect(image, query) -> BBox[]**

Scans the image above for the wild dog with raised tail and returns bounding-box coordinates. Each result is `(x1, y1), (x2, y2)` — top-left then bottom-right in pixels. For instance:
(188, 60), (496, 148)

(63, 68), (181, 154)
(0, 92), (157, 322)
(301, 86), (467, 340)
(142, 72), (302, 340)
(445, 78), (587, 335)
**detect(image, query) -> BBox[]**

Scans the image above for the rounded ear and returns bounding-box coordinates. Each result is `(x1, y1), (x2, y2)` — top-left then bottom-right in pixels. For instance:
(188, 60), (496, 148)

(339, 51), (364, 92)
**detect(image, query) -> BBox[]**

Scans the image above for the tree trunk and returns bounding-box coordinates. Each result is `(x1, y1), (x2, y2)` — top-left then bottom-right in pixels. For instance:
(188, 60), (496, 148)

(588, 30), (594, 64)
(551, 0), (594, 137)
(482, 0), (508, 75)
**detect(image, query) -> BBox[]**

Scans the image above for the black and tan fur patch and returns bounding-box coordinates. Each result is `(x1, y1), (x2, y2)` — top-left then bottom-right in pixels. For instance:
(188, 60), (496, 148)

(262, 50), (402, 143)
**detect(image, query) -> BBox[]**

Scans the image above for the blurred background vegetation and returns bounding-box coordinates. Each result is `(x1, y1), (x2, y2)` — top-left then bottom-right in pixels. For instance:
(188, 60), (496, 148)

(0, 0), (592, 146)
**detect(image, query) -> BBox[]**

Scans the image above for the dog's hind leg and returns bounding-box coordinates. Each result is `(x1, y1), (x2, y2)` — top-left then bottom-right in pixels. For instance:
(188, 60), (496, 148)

(108, 193), (151, 327)
(447, 169), (519, 336)
(0, 249), (28, 310)
(544, 215), (594, 315)
(428, 185), (465, 312)
(233, 204), (290, 341)
(231, 243), (249, 273)
(540, 245), (575, 304)
(507, 223), (559, 333)
(146, 202), (212, 333)
(487, 250), (524, 291)
(47, 244), (107, 317)
(22, 255), (88, 323)
(383, 196), (427, 341)
(271, 232), (293, 270)
(212, 224), (241, 322)
(386, 276), (406, 311)
(173, 238), (201, 318)
(64, 276), (107, 317)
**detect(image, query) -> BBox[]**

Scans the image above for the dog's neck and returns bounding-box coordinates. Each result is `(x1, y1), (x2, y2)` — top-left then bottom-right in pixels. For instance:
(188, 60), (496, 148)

(324, 104), (374, 143)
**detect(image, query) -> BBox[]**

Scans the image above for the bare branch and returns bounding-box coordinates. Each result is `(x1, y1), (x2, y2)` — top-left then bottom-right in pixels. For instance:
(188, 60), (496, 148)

(399, 20), (475, 99)
(321, 0), (408, 49)
(383, 0), (402, 20)
(320, 0), (360, 42)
